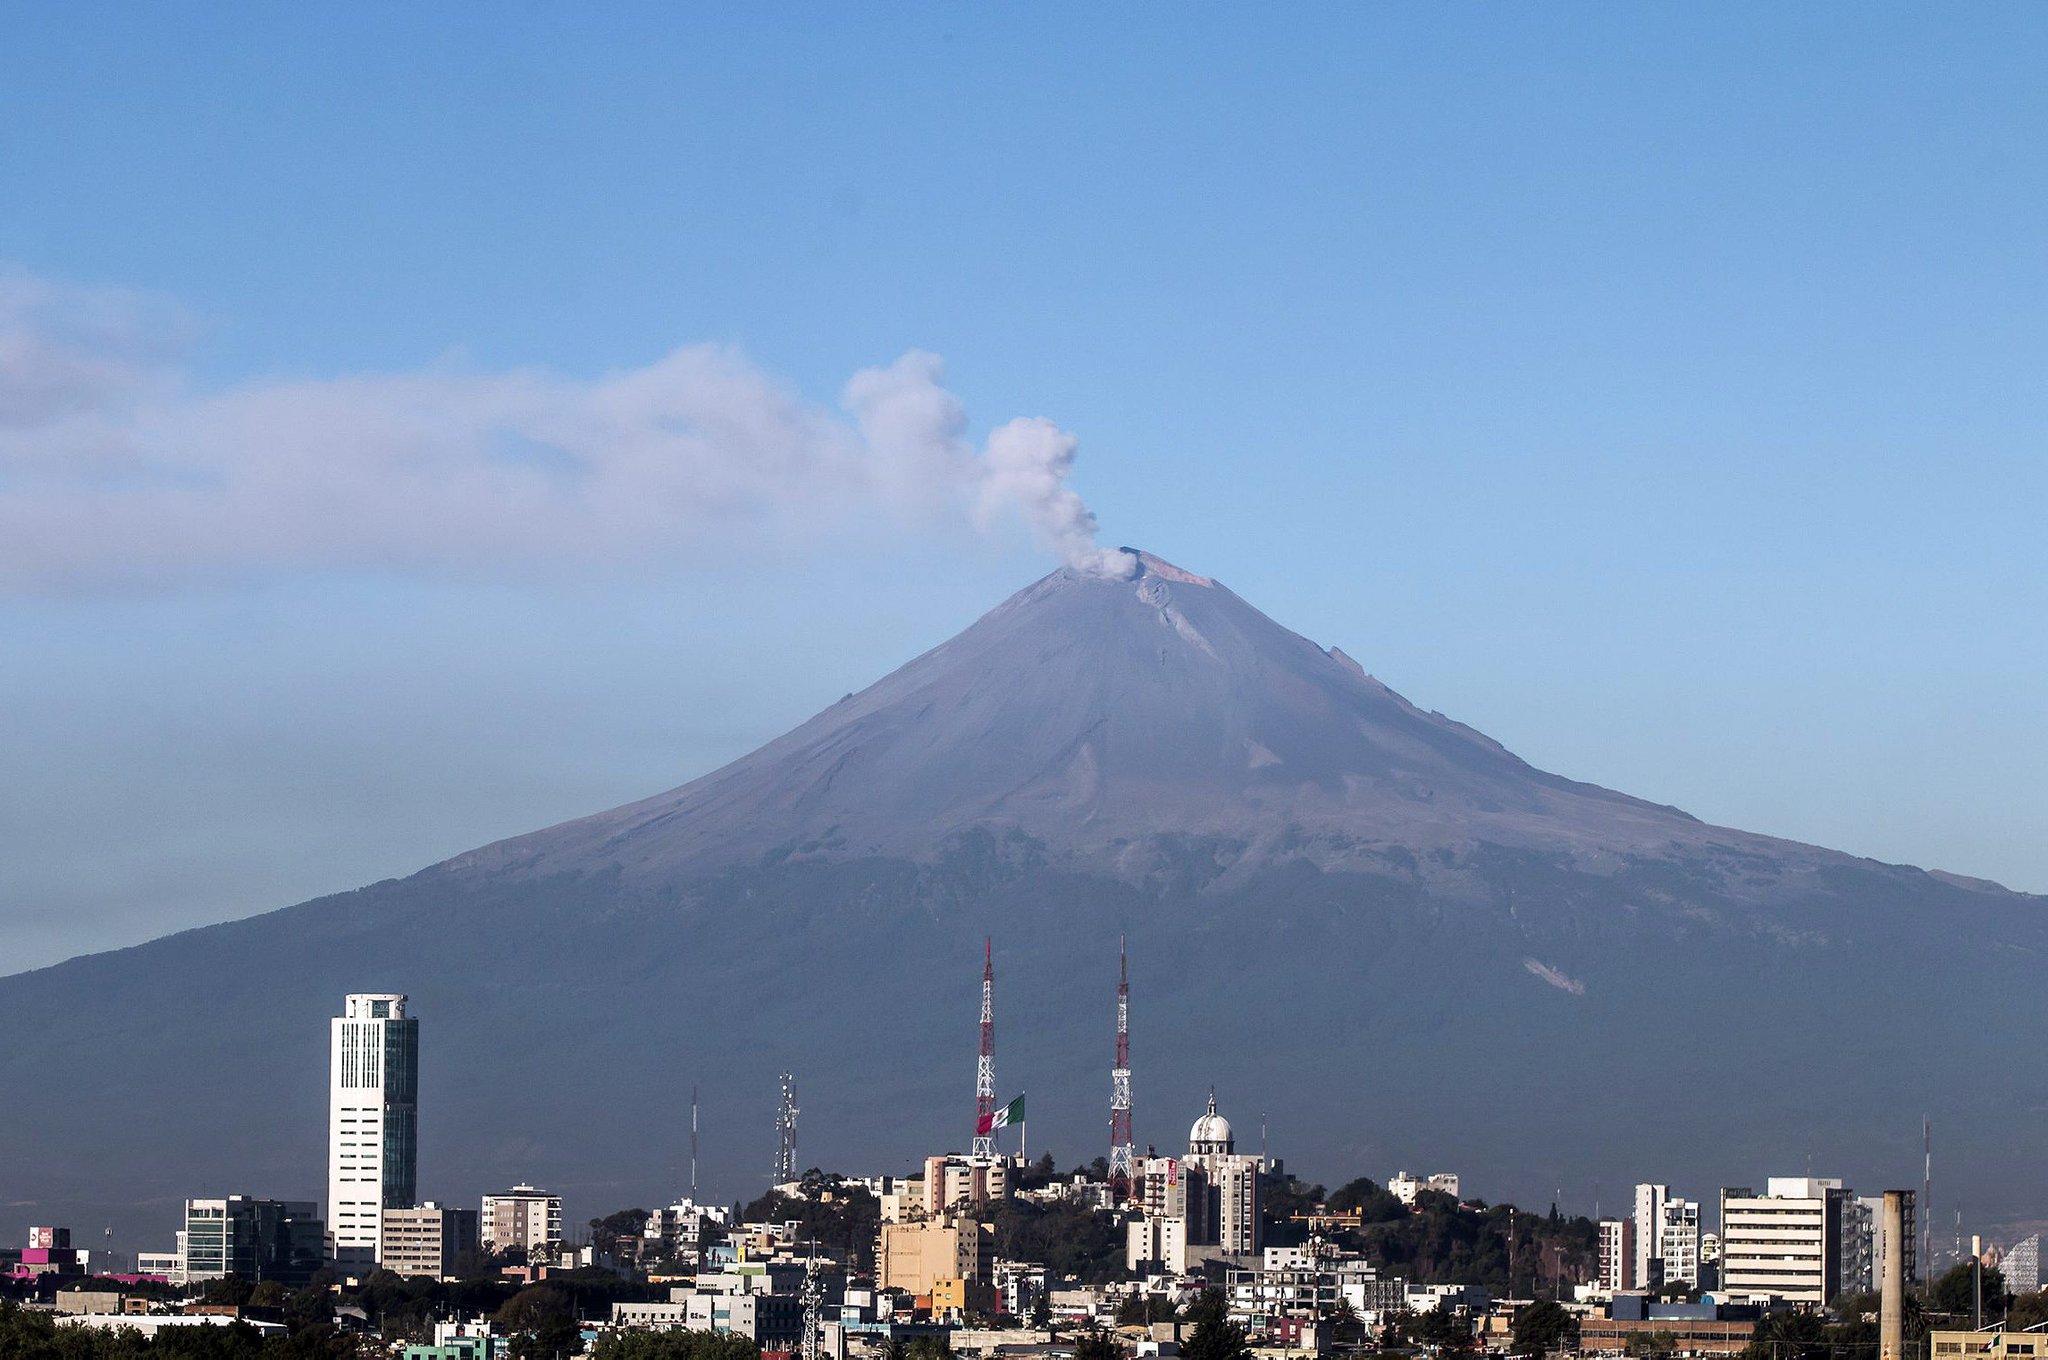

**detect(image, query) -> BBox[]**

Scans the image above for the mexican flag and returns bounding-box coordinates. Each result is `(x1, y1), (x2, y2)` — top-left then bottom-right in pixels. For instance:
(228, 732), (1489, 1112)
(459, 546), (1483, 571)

(976, 1094), (1025, 1135)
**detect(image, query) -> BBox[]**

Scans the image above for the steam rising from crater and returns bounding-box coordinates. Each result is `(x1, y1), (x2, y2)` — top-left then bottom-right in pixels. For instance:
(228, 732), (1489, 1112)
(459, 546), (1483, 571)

(0, 270), (1127, 591)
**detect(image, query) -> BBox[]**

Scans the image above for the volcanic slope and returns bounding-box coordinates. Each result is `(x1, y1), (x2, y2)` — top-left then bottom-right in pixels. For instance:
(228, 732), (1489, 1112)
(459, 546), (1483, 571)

(2, 551), (2041, 1241)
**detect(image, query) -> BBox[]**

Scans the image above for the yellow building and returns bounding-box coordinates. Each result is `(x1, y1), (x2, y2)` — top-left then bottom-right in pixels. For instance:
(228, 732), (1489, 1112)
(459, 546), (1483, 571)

(1931, 1332), (2048, 1360)
(931, 1277), (999, 1318)
(877, 1218), (995, 1295)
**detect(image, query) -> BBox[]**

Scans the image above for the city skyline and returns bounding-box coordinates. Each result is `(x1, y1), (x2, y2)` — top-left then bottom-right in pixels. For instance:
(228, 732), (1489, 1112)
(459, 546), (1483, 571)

(4, 12), (2045, 1355)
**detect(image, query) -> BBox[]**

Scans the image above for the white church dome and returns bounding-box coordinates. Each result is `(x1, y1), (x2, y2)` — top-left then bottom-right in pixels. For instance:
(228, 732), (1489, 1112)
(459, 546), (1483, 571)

(1189, 1091), (1235, 1153)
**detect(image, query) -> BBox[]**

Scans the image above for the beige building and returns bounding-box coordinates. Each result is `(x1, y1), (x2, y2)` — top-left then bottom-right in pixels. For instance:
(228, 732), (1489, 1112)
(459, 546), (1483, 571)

(1125, 1096), (1264, 1274)
(1931, 1332), (2048, 1360)
(1719, 1178), (1852, 1304)
(380, 1203), (478, 1280)
(1581, 1317), (1754, 1356)
(922, 1156), (1010, 1217)
(481, 1185), (562, 1253)
(877, 1218), (994, 1295)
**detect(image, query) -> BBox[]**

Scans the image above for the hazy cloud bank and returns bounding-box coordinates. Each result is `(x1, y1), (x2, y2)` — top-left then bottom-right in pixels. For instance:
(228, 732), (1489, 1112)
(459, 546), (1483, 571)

(0, 268), (1129, 593)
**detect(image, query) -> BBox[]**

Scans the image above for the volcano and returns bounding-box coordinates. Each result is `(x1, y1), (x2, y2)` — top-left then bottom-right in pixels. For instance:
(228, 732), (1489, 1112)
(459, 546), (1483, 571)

(3, 551), (2042, 1244)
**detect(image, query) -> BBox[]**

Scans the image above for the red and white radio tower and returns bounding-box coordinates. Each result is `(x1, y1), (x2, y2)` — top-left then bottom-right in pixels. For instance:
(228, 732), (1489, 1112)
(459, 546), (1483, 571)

(1109, 936), (1134, 1197)
(973, 938), (996, 1160)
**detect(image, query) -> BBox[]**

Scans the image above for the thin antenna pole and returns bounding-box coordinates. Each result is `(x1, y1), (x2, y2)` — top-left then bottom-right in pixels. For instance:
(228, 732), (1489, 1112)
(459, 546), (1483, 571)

(774, 1073), (798, 1185)
(691, 1086), (699, 1199)
(1925, 1117), (1933, 1277)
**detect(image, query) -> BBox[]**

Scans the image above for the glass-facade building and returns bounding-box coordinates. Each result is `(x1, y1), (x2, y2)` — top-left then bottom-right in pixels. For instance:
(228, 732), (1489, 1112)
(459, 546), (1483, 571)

(183, 1197), (324, 1286)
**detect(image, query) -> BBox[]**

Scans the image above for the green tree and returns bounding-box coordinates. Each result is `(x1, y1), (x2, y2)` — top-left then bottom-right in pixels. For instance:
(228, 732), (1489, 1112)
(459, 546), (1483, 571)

(592, 1331), (763, 1360)
(1326, 1298), (1364, 1344)
(907, 1336), (953, 1360)
(1182, 1289), (1228, 1330)
(246, 1279), (290, 1310)
(1624, 1329), (1680, 1359)
(1183, 1313), (1254, 1360)
(1073, 1328), (1129, 1360)
(588, 1207), (653, 1256)
(987, 1199), (1124, 1285)
(1741, 1309), (1828, 1360)
(1327, 1177), (1408, 1224)
(1512, 1300), (1577, 1356)
(1412, 1302), (1476, 1351)
(2009, 1291), (2048, 1332)
(510, 1313), (584, 1360)
(1929, 1264), (2004, 1322)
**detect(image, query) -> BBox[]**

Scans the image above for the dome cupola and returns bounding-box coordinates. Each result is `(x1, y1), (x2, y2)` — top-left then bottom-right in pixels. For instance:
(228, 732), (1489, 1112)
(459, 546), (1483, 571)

(1189, 1089), (1235, 1155)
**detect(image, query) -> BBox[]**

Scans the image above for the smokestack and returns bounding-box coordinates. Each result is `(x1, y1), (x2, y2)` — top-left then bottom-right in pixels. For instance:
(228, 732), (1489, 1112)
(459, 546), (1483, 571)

(1882, 1190), (1908, 1360)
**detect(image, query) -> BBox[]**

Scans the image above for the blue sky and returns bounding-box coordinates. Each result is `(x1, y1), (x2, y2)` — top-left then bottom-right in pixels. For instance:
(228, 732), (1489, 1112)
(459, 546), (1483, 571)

(2, 4), (2043, 972)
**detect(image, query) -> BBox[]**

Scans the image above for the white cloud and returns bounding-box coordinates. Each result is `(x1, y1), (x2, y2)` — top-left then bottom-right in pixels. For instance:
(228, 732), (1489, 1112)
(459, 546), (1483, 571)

(0, 270), (1128, 593)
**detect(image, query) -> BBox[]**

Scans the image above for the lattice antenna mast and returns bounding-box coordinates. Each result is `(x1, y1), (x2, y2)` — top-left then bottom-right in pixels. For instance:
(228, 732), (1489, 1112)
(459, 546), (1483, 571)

(1109, 936), (1134, 1197)
(801, 1240), (825, 1360)
(774, 1072), (798, 1185)
(691, 1086), (699, 1198)
(974, 938), (996, 1160)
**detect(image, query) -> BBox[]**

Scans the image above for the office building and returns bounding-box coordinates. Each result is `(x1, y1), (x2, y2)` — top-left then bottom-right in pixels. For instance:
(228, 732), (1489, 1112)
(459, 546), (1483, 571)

(1719, 1178), (1854, 1304)
(1633, 1185), (1669, 1288)
(380, 1203), (479, 1280)
(1599, 1219), (1636, 1292)
(328, 993), (420, 1266)
(1660, 1198), (1702, 1289)
(182, 1197), (324, 1287)
(921, 1155), (1011, 1217)
(481, 1185), (562, 1254)
(876, 1217), (994, 1295)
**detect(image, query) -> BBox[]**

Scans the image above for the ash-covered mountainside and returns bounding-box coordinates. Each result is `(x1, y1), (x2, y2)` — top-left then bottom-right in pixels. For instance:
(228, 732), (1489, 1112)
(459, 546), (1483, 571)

(455, 552), (1833, 898)
(2, 550), (2042, 1247)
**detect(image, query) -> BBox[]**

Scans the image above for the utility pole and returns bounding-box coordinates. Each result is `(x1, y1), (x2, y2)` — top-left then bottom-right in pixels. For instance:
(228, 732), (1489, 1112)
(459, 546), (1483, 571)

(1925, 1118), (1934, 1278)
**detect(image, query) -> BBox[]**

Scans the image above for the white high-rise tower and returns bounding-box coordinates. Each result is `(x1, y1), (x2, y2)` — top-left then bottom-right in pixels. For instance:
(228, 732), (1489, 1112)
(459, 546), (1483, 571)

(327, 993), (419, 1265)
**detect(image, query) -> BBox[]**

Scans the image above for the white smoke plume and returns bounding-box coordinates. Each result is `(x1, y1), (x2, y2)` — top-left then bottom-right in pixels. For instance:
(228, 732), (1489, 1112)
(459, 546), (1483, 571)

(0, 269), (1131, 593)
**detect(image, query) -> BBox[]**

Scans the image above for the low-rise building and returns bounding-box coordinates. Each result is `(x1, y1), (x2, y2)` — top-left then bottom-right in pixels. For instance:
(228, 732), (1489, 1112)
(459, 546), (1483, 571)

(181, 1197), (324, 1287)
(1581, 1297), (1760, 1357)
(18, 1226), (86, 1278)
(399, 1320), (510, 1360)
(931, 1276), (999, 1319)
(1387, 1173), (1461, 1205)
(480, 1186), (561, 1254)
(1931, 1330), (2048, 1360)
(381, 1203), (479, 1280)
(137, 1251), (184, 1285)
